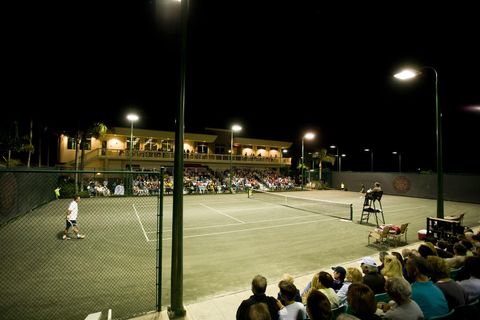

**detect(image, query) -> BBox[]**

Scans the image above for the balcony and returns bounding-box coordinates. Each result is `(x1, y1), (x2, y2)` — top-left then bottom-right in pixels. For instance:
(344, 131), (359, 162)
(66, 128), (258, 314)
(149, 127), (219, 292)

(91, 148), (291, 166)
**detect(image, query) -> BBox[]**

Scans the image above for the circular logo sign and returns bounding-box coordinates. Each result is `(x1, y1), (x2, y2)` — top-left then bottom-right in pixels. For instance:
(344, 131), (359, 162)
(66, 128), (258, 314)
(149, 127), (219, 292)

(392, 176), (411, 193)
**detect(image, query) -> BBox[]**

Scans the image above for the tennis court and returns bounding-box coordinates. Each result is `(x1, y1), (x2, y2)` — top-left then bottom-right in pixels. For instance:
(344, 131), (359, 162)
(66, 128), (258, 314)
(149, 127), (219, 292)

(1, 190), (479, 320)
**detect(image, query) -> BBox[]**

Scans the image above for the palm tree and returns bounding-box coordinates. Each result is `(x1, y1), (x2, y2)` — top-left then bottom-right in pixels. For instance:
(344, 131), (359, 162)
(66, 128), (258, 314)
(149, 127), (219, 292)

(312, 148), (336, 182)
(24, 119), (34, 168)
(63, 122), (107, 193)
(79, 122), (107, 191)
(0, 121), (24, 168)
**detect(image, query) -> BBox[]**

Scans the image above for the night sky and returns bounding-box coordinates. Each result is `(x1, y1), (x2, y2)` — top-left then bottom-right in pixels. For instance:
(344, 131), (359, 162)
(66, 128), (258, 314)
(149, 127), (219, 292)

(4, 1), (480, 173)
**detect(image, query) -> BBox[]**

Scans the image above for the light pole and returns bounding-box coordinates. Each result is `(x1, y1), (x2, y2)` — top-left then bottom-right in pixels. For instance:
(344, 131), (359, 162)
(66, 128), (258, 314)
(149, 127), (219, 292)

(281, 149), (287, 170)
(229, 124), (242, 192)
(364, 148), (373, 172)
(330, 145), (340, 172)
(301, 132), (315, 190)
(392, 151), (402, 172)
(126, 114), (139, 171)
(169, 0), (188, 317)
(395, 67), (443, 218)
(339, 154), (346, 172)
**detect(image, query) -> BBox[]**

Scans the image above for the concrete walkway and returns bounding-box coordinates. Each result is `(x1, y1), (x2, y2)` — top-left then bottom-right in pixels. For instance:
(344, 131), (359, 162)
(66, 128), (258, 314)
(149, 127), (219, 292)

(128, 239), (428, 320)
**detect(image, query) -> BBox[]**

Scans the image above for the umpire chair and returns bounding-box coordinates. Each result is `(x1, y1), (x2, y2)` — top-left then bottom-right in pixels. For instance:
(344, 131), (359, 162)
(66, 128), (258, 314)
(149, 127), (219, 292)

(360, 191), (385, 227)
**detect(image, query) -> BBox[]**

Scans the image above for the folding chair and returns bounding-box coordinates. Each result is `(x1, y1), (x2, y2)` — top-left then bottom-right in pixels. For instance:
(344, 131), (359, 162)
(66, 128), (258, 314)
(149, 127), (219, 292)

(387, 223), (409, 247)
(368, 225), (391, 247)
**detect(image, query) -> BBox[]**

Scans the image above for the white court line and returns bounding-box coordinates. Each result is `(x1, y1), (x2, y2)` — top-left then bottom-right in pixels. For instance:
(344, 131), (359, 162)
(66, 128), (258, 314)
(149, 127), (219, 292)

(219, 204), (298, 213)
(199, 203), (245, 223)
(160, 216), (337, 241)
(144, 213), (324, 234)
(132, 203), (149, 241)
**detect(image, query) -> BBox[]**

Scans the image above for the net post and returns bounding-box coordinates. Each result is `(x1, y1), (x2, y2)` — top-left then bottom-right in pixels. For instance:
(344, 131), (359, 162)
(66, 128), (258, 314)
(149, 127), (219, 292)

(350, 204), (353, 221)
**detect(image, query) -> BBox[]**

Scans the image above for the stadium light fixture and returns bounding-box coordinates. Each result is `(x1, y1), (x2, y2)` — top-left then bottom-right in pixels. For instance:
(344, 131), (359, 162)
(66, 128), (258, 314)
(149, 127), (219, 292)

(364, 148), (373, 172)
(301, 133), (315, 190)
(229, 124), (242, 192)
(340, 154), (346, 172)
(392, 151), (402, 172)
(126, 114), (139, 171)
(394, 66), (443, 218)
(330, 145), (340, 172)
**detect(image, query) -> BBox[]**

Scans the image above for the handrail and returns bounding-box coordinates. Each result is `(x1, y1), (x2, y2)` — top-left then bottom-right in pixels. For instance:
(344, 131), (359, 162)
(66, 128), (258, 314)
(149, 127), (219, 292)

(97, 148), (291, 164)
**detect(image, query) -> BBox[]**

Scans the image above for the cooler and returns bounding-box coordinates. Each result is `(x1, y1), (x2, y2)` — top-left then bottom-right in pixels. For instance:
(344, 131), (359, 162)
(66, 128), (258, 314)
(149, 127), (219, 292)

(418, 229), (427, 240)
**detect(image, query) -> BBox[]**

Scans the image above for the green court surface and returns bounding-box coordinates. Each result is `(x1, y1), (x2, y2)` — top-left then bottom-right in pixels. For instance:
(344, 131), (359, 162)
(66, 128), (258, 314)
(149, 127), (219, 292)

(1, 190), (479, 320)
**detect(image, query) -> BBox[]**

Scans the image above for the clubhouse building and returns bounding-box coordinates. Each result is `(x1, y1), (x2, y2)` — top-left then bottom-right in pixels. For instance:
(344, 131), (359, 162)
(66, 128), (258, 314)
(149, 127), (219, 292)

(57, 127), (292, 172)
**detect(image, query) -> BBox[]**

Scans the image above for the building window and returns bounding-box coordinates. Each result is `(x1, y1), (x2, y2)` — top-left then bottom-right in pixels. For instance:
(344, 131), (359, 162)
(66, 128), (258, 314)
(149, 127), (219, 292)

(162, 140), (173, 152)
(145, 138), (158, 151)
(67, 137), (76, 150)
(82, 138), (92, 151)
(67, 137), (91, 150)
(127, 137), (140, 151)
(215, 145), (226, 154)
(197, 144), (208, 154)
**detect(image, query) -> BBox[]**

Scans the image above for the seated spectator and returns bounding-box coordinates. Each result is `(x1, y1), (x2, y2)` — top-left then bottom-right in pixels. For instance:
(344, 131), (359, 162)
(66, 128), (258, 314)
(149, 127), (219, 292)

(303, 272), (340, 308)
(337, 315), (361, 320)
(401, 248), (412, 260)
(317, 271), (340, 308)
(306, 290), (332, 320)
(458, 256), (480, 303)
(346, 283), (381, 320)
(276, 274), (302, 305)
(249, 303), (271, 320)
(382, 255), (404, 280)
(337, 267), (363, 307)
(390, 251), (408, 279)
(301, 265), (344, 296)
(406, 256), (449, 319)
(461, 239), (475, 256)
(427, 255), (467, 310)
(445, 242), (468, 269)
(471, 234), (480, 256)
(277, 280), (306, 320)
(331, 266), (347, 292)
(377, 251), (389, 274)
(435, 240), (454, 258)
(378, 277), (424, 320)
(236, 275), (280, 320)
(361, 256), (386, 294)
(417, 243), (436, 258)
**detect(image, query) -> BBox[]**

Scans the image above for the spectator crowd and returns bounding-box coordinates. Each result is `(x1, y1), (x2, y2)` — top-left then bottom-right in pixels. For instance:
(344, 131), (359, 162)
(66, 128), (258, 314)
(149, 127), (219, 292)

(236, 228), (480, 319)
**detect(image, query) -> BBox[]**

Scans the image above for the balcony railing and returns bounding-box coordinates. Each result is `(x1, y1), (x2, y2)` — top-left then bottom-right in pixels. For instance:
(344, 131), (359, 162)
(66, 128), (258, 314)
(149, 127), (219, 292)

(92, 148), (291, 165)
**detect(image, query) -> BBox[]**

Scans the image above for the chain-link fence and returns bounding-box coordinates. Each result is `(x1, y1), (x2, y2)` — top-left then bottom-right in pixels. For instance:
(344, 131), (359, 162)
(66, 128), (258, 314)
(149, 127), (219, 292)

(0, 169), (165, 320)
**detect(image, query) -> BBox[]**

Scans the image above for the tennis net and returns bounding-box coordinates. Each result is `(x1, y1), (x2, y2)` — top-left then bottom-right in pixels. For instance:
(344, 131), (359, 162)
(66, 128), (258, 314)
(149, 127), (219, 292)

(248, 189), (353, 220)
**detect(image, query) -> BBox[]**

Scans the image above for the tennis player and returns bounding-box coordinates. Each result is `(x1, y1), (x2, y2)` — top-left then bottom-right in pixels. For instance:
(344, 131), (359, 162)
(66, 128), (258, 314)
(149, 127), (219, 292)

(63, 195), (85, 240)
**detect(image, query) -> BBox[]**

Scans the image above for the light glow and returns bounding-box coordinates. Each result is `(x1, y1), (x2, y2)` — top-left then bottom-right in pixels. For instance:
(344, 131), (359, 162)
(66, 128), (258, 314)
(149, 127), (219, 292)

(304, 133), (315, 140)
(464, 105), (480, 113)
(394, 69), (418, 80)
(127, 114), (139, 122)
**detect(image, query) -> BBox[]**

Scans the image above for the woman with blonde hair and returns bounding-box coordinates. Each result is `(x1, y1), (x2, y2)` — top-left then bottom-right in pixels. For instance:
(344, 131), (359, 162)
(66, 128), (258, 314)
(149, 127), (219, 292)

(303, 272), (339, 308)
(382, 255), (404, 279)
(337, 267), (363, 306)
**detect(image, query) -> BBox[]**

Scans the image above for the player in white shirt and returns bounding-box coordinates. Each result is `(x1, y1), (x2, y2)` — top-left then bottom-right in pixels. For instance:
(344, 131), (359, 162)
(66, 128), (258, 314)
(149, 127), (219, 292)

(62, 195), (85, 240)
